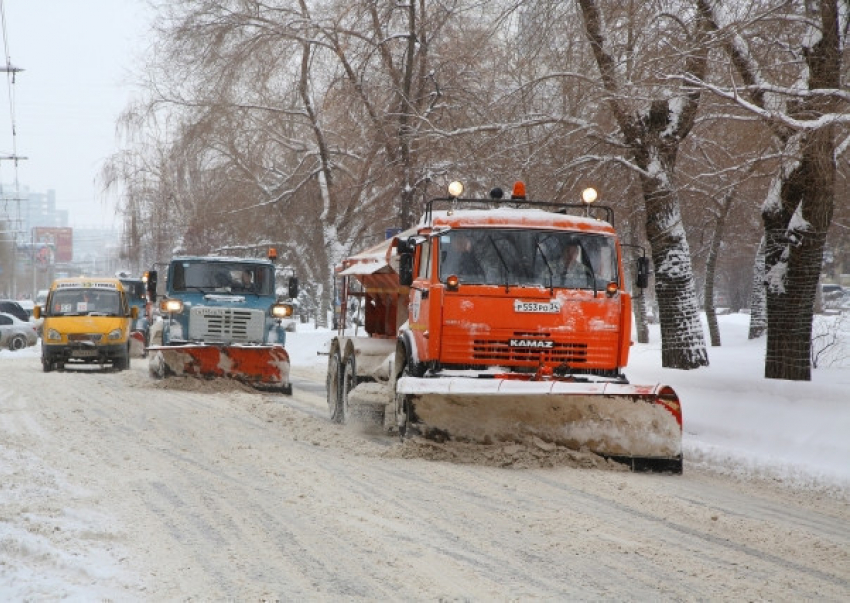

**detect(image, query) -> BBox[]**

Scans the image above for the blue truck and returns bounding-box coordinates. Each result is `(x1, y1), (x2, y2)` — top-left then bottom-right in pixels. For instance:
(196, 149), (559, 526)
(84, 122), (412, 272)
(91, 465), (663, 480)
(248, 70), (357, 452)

(146, 252), (297, 394)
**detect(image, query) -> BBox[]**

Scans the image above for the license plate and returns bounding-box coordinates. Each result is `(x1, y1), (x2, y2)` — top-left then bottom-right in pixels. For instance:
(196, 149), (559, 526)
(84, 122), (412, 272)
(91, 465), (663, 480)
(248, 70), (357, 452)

(514, 300), (561, 313)
(71, 349), (98, 358)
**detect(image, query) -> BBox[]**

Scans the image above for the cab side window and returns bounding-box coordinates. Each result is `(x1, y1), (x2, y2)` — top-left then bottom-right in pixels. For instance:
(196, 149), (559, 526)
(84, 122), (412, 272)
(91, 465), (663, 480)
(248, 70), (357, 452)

(417, 240), (432, 279)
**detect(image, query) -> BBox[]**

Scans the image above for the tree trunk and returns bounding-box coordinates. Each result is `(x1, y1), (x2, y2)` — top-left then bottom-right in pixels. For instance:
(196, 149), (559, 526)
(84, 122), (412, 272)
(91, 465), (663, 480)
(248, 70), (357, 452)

(763, 130), (835, 380)
(748, 236), (767, 339)
(643, 184), (709, 369)
(316, 278), (330, 329)
(763, 0), (839, 380)
(704, 192), (732, 346)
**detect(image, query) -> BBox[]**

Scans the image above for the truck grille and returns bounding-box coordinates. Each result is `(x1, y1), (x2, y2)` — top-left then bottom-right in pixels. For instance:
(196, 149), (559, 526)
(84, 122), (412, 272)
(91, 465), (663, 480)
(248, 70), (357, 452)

(68, 333), (102, 343)
(188, 307), (265, 343)
(473, 335), (588, 364)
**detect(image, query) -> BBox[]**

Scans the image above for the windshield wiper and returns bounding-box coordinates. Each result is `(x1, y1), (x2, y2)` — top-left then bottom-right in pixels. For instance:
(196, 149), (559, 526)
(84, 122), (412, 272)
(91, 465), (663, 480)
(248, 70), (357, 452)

(487, 235), (512, 292)
(576, 242), (598, 297)
(184, 285), (212, 295)
(535, 241), (555, 295)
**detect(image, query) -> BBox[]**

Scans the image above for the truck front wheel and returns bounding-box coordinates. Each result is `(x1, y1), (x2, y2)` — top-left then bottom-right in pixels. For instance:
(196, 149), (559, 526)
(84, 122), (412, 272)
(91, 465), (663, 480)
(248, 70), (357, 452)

(341, 352), (357, 423)
(327, 349), (344, 423)
(394, 354), (413, 439)
(115, 349), (130, 371)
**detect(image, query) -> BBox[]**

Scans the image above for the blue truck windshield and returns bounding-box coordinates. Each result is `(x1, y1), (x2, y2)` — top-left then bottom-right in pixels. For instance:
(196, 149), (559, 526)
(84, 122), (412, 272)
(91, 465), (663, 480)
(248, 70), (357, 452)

(120, 280), (147, 303)
(171, 262), (275, 295)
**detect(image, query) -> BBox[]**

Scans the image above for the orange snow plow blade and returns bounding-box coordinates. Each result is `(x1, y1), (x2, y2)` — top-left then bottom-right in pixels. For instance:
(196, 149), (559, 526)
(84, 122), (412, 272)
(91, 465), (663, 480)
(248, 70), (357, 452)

(148, 344), (292, 393)
(397, 377), (682, 473)
(129, 331), (147, 358)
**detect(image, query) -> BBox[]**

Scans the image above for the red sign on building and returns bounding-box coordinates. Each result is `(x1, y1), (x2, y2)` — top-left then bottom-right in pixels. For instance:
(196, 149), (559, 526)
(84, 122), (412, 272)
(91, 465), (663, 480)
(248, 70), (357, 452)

(33, 227), (74, 263)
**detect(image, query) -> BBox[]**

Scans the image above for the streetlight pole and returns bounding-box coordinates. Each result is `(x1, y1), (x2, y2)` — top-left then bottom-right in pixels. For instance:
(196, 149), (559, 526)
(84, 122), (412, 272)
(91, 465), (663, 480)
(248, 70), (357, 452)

(0, 155), (28, 298)
(0, 63), (25, 296)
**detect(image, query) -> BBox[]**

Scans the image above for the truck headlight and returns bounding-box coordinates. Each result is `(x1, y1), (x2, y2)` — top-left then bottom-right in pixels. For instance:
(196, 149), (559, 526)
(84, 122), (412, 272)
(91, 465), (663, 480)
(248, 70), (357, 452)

(108, 329), (123, 341)
(47, 328), (61, 342)
(271, 303), (293, 318)
(160, 298), (184, 314)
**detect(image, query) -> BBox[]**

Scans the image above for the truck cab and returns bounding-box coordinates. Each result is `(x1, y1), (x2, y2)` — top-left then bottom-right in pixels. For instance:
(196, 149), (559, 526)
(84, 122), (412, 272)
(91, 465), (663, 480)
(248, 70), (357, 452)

(400, 205), (634, 378)
(156, 256), (292, 346)
(146, 253), (298, 393)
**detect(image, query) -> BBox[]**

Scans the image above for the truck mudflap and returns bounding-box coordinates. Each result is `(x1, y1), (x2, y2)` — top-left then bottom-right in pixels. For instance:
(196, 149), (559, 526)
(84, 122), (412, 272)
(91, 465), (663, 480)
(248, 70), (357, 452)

(396, 377), (683, 473)
(148, 344), (292, 393)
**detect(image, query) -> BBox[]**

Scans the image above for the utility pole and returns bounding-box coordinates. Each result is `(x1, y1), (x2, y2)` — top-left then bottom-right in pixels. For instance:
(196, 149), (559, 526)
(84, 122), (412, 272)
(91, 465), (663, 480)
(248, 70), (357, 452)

(0, 155), (28, 298)
(0, 62), (25, 297)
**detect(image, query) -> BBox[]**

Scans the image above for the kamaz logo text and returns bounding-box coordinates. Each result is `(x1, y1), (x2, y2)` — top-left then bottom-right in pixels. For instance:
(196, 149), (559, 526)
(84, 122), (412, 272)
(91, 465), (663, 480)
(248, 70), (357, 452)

(509, 339), (554, 348)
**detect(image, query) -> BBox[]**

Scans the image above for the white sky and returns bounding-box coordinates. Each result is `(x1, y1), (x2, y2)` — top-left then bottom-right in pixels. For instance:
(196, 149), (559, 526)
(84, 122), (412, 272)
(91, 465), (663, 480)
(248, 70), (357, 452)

(0, 0), (152, 228)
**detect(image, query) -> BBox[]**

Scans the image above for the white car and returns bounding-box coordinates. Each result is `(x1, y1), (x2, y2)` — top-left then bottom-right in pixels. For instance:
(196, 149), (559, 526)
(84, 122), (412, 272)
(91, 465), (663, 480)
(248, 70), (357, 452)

(821, 284), (847, 311)
(0, 312), (39, 351)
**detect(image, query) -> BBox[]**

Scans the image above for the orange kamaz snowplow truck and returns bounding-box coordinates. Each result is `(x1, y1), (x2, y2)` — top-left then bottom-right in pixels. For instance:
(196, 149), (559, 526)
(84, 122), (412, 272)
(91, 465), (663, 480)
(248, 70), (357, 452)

(327, 181), (682, 473)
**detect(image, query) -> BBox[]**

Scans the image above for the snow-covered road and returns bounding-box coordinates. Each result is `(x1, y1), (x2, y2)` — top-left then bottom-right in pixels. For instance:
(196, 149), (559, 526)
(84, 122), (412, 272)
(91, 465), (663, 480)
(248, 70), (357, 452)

(1, 355), (848, 600)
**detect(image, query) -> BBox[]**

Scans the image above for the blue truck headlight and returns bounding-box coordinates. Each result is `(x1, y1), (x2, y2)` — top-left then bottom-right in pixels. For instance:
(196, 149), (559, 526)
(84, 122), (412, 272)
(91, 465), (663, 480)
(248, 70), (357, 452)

(271, 303), (293, 318)
(108, 329), (123, 341)
(160, 298), (184, 314)
(47, 328), (61, 341)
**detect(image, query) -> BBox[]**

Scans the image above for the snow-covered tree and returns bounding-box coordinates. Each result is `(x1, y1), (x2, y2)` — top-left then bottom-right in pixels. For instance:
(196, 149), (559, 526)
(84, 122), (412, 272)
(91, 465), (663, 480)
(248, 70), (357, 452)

(575, 0), (710, 369)
(699, 0), (849, 380)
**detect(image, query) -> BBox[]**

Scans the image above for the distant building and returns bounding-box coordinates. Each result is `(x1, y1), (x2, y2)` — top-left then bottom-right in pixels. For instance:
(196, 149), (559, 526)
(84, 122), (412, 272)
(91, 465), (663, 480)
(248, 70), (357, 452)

(0, 185), (121, 298)
(0, 185), (69, 234)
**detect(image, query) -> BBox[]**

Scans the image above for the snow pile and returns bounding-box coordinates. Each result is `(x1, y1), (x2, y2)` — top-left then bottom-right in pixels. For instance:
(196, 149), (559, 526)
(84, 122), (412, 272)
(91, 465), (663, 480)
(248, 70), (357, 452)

(285, 313), (850, 492)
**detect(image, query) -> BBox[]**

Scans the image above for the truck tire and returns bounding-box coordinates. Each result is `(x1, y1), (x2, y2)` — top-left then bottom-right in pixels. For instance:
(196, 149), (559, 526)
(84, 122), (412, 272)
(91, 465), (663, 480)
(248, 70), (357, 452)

(115, 350), (130, 371)
(394, 342), (425, 439)
(394, 354), (413, 439)
(341, 352), (356, 424)
(327, 349), (344, 423)
(42, 356), (53, 372)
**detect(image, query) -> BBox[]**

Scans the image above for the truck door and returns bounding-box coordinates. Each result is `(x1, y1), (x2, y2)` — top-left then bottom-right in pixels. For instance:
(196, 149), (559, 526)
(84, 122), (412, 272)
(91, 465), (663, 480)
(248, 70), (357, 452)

(408, 238), (434, 357)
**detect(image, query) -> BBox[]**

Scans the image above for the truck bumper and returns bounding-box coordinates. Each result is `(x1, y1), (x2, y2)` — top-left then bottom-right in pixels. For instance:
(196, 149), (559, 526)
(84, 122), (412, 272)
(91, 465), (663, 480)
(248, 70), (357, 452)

(43, 342), (128, 365)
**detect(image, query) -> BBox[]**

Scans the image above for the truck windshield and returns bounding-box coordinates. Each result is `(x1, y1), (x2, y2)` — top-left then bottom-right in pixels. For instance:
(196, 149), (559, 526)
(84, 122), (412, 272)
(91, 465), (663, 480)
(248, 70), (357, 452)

(50, 289), (123, 316)
(171, 262), (275, 295)
(438, 229), (618, 289)
(120, 280), (147, 303)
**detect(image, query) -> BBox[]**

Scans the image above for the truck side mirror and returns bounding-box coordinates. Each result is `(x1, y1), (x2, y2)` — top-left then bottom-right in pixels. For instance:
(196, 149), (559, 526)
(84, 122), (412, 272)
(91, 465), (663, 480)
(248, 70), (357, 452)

(636, 257), (650, 289)
(288, 276), (299, 299)
(147, 270), (158, 303)
(399, 253), (414, 286)
(397, 236), (416, 255)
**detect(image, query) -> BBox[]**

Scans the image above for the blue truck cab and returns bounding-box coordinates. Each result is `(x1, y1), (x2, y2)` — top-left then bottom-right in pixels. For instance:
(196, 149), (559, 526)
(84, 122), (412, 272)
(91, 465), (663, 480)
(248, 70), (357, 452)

(152, 255), (297, 347)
